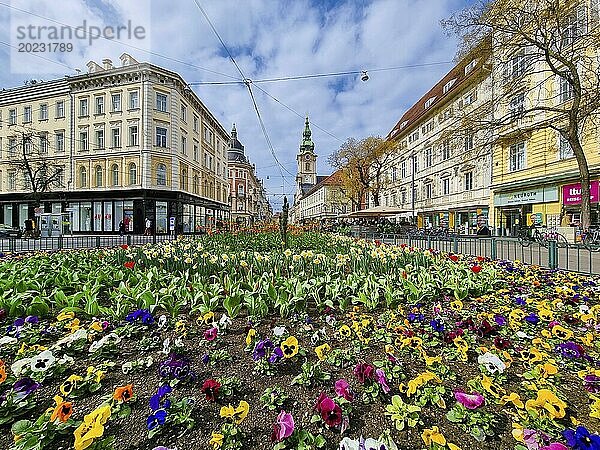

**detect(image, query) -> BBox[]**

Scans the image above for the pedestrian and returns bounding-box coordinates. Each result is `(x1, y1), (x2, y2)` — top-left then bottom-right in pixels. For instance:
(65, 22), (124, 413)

(23, 219), (33, 239)
(118, 221), (125, 236)
(145, 218), (151, 235)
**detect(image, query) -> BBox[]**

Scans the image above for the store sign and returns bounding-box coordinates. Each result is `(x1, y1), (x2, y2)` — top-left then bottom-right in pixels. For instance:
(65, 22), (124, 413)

(494, 187), (558, 206)
(169, 216), (175, 231)
(562, 180), (599, 205)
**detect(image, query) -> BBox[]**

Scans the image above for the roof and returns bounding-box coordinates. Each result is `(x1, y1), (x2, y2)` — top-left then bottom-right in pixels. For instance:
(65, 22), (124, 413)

(303, 170), (344, 197)
(386, 38), (491, 142)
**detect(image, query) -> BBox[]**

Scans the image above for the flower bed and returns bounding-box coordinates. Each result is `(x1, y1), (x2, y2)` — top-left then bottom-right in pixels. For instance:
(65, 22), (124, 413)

(0, 232), (598, 450)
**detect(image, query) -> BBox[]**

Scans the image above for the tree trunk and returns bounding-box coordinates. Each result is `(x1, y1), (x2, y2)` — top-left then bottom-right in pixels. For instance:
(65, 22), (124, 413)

(371, 190), (380, 207)
(571, 137), (591, 229)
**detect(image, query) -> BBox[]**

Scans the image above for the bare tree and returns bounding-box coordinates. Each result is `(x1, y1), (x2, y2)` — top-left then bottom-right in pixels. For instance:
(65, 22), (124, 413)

(443, 0), (600, 229)
(9, 131), (65, 207)
(328, 136), (395, 210)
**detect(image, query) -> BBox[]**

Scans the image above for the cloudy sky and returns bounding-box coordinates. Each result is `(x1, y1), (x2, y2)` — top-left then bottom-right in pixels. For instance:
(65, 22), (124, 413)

(0, 0), (474, 210)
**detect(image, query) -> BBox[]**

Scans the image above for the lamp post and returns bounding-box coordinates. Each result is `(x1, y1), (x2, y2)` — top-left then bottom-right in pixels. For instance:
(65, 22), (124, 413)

(411, 150), (415, 226)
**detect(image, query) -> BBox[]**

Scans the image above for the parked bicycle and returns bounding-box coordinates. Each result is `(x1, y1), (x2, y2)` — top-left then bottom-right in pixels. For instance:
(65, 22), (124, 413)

(517, 226), (569, 248)
(580, 227), (600, 252)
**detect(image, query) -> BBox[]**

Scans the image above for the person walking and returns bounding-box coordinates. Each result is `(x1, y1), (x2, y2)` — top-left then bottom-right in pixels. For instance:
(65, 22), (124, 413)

(144, 218), (151, 236)
(119, 221), (125, 236)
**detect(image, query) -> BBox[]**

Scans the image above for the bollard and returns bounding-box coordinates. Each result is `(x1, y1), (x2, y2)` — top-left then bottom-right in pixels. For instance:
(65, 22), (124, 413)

(491, 237), (497, 260)
(127, 235), (131, 246)
(548, 240), (558, 270)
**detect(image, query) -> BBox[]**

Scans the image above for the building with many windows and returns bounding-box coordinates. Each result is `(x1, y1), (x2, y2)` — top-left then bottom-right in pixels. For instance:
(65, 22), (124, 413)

(383, 41), (493, 234)
(227, 124), (272, 225)
(293, 169), (351, 222)
(0, 54), (230, 234)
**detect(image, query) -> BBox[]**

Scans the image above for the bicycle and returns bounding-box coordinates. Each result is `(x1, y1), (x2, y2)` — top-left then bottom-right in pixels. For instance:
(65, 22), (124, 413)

(517, 226), (569, 248)
(580, 227), (600, 252)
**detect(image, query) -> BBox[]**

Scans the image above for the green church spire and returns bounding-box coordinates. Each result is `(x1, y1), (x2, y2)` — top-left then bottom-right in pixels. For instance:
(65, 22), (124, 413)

(300, 116), (315, 153)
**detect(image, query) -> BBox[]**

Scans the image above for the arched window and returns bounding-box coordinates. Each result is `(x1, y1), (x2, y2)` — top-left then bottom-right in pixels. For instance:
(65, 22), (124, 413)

(181, 168), (188, 191)
(157, 163), (167, 186)
(305, 162), (310, 171)
(80, 166), (87, 187)
(111, 164), (119, 186)
(193, 175), (199, 194)
(128, 163), (137, 185)
(95, 165), (103, 187)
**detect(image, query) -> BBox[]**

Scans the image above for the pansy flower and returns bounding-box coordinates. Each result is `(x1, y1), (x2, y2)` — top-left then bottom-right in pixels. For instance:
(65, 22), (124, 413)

(563, 426), (600, 450)
(280, 336), (299, 358)
(49, 395), (73, 423)
(253, 339), (274, 361)
(315, 395), (342, 427)
(271, 410), (294, 442)
(219, 400), (249, 424)
(353, 363), (375, 384)
(335, 379), (354, 401)
(201, 379), (221, 402)
(113, 384), (133, 403)
(454, 391), (484, 409)
(149, 385), (172, 411)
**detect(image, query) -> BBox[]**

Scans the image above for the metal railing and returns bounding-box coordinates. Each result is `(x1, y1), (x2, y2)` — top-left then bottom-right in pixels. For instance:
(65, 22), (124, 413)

(0, 234), (177, 254)
(352, 231), (599, 275)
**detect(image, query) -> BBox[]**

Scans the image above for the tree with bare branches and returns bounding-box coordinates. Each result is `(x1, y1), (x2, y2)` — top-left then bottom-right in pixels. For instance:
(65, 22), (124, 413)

(443, 0), (600, 229)
(9, 131), (65, 208)
(328, 136), (395, 210)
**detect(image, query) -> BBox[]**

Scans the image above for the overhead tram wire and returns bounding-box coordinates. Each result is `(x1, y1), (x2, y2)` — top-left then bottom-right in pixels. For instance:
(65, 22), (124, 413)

(0, 1), (241, 82)
(190, 0), (294, 188)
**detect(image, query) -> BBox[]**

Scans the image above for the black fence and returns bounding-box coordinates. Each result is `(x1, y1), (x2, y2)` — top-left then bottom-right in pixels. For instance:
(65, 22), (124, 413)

(351, 231), (600, 275)
(0, 234), (177, 254)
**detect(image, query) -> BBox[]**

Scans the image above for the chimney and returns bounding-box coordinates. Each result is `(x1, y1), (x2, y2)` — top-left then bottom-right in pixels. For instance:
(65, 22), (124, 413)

(102, 58), (113, 70)
(119, 53), (139, 67)
(86, 61), (103, 73)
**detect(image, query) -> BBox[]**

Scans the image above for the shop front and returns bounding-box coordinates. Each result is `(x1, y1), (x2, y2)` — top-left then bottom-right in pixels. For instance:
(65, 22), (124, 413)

(493, 186), (559, 236)
(561, 180), (600, 227)
(453, 208), (489, 235)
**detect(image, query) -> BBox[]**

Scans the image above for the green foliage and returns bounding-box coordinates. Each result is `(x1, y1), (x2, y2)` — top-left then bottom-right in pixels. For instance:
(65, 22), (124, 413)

(291, 361), (331, 387)
(385, 395), (422, 431)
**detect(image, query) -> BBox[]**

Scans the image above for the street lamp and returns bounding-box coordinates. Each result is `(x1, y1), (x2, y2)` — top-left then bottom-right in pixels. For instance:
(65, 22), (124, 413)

(411, 150), (415, 226)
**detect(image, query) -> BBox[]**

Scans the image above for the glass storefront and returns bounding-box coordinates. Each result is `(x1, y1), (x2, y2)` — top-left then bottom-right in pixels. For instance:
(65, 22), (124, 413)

(156, 201), (168, 234)
(93, 203), (102, 231)
(2, 204), (12, 226)
(183, 204), (193, 233)
(103, 202), (113, 232)
(19, 204), (29, 229)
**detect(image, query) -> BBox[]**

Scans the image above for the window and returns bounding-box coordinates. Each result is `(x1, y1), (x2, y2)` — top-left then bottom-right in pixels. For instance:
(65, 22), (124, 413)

(157, 163), (167, 186)
(559, 76), (574, 103)
(558, 134), (574, 159)
(156, 93), (168, 112)
(111, 164), (119, 186)
(305, 162), (310, 171)
(8, 171), (16, 190)
(401, 160), (406, 178)
(424, 97), (436, 109)
(0, 137), (2, 159)
(95, 96), (104, 114)
(464, 59), (477, 74)
(24, 137), (32, 155)
(193, 175), (199, 194)
(79, 98), (88, 117)
(238, 184), (245, 195)
(56, 132), (65, 153)
(442, 139), (451, 160)
(193, 144), (198, 161)
(96, 129), (105, 149)
(413, 156), (419, 173)
(56, 167), (64, 188)
(391, 166), (397, 182)
(562, 6), (586, 45)
(464, 171), (473, 191)
(181, 168), (188, 190)
(23, 106), (32, 123)
(443, 79), (456, 94)
(425, 183), (432, 199)
(0, 111), (2, 128)
(9, 109), (16, 125)
(464, 132), (474, 151)
(425, 147), (432, 167)
(509, 141), (526, 171)
(39, 104), (48, 120)
(8, 138), (17, 157)
(111, 94), (121, 112)
(463, 89), (477, 106)
(128, 163), (137, 185)
(193, 115), (199, 132)
(439, 107), (453, 123)
(80, 167), (87, 187)
(112, 128), (121, 148)
(129, 91), (139, 109)
(156, 127), (167, 147)
(442, 178), (450, 195)
(56, 101), (65, 118)
(408, 130), (419, 143)
(39, 135), (48, 154)
(509, 93), (525, 119)
(203, 126), (214, 144)
(181, 135), (187, 155)
(505, 50), (526, 79)
(181, 104), (187, 122)
(401, 191), (407, 204)
(422, 121), (434, 134)
(129, 125), (138, 146)
(80, 131), (88, 151)
(95, 166), (103, 187)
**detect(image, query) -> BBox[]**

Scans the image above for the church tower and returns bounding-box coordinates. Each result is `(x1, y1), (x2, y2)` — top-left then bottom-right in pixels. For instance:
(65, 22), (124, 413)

(296, 116), (317, 186)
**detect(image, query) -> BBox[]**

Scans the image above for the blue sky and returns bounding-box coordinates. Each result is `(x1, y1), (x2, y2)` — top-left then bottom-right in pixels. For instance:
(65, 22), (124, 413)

(0, 0), (474, 210)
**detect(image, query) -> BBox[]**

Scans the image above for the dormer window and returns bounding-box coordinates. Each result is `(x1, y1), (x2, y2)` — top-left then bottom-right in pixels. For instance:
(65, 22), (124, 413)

(443, 79), (456, 94)
(424, 97), (437, 109)
(465, 59), (478, 75)
(399, 120), (409, 130)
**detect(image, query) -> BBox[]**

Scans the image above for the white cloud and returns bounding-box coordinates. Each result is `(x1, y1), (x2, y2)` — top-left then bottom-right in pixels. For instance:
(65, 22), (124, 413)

(0, 0), (469, 210)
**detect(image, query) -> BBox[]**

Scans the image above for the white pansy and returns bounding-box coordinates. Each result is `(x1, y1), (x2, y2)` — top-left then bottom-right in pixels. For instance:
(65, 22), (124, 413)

(219, 314), (232, 330)
(88, 332), (121, 353)
(122, 362), (133, 375)
(273, 326), (286, 337)
(53, 329), (88, 349)
(477, 352), (506, 374)
(11, 357), (32, 376)
(0, 336), (18, 346)
(516, 331), (532, 339)
(30, 350), (56, 373)
(158, 315), (168, 329)
(162, 337), (171, 355)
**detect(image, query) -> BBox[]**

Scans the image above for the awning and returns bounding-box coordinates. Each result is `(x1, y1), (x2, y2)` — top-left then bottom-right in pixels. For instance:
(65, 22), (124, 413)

(345, 206), (411, 218)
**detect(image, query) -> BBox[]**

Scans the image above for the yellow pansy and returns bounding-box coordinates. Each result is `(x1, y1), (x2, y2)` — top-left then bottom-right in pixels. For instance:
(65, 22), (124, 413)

(89, 321), (104, 332)
(500, 392), (524, 409)
(245, 329), (256, 347)
(551, 325), (573, 340)
(448, 444), (462, 450)
(421, 351), (442, 366)
(590, 395), (600, 419)
(60, 374), (83, 396)
(66, 319), (81, 333)
(481, 375), (505, 398)
(406, 371), (440, 397)
(525, 389), (566, 419)
(315, 343), (331, 361)
(281, 336), (299, 358)
(422, 426), (446, 446)
(73, 404), (111, 450)
(209, 432), (224, 449)
(220, 400), (249, 424)
(580, 333), (594, 346)
(539, 363), (558, 378)
(338, 324), (352, 339)
(512, 422), (524, 442)
(57, 311), (75, 321)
